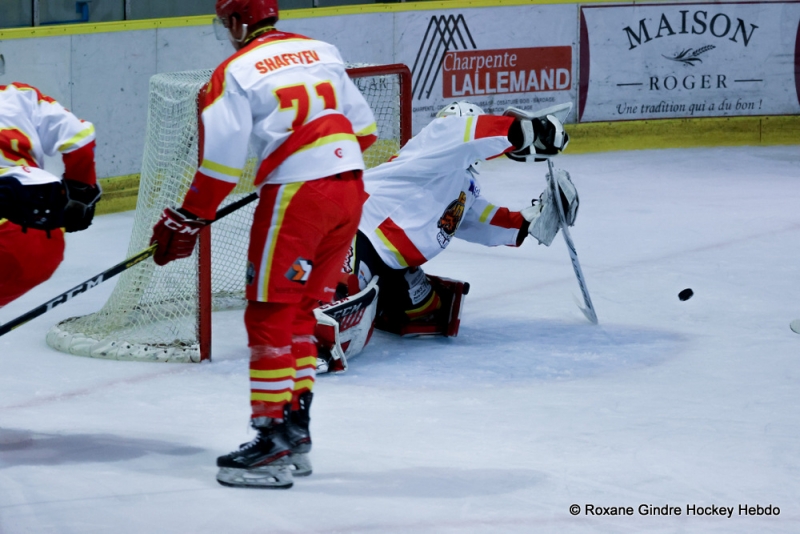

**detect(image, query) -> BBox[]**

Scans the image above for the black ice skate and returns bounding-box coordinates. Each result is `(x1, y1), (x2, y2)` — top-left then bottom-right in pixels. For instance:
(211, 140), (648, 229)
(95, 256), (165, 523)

(285, 392), (312, 453)
(216, 421), (293, 489)
(283, 392), (313, 477)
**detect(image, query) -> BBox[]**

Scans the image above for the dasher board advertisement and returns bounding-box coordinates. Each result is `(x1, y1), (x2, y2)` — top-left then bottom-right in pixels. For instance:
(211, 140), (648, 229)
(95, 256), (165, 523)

(394, 6), (577, 133)
(578, 2), (800, 122)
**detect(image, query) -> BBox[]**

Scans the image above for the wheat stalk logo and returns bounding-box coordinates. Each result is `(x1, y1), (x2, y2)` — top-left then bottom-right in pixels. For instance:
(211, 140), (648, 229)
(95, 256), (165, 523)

(663, 45), (715, 66)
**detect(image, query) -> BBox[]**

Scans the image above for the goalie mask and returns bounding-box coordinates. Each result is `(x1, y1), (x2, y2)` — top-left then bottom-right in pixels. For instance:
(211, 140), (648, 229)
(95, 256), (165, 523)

(436, 101), (484, 118)
(436, 101), (486, 173)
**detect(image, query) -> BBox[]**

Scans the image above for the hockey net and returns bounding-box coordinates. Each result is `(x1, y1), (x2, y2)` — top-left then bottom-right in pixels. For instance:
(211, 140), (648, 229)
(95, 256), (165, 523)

(46, 64), (411, 363)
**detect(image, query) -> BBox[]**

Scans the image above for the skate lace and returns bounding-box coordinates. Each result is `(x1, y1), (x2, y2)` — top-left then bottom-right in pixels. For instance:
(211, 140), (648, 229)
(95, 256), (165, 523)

(239, 434), (263, 451)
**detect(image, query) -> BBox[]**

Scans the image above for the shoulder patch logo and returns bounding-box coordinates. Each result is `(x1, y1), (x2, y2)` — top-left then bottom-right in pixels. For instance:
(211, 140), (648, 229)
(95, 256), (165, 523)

(437, 191), (467, 248)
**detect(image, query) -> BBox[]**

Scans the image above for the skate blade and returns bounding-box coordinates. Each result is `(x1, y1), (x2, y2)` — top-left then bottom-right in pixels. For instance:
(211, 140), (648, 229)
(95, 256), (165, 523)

(281, 453), (312, 477)
(216, 466), (293, 489)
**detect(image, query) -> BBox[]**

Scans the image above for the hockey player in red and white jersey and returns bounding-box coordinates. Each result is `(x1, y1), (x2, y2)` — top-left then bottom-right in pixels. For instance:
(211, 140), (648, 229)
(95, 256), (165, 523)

(148, 0), (377, 489)
(317, 100), (578, 369)
(0, 82), (101, 308)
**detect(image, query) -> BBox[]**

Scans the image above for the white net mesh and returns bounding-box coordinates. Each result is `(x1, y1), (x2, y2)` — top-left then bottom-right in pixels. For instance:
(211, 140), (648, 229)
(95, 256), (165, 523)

(47, 65), (407, 363)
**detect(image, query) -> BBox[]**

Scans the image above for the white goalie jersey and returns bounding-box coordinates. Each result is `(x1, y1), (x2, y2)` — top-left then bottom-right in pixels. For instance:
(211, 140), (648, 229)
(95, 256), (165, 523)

(359, 114), (527, 269)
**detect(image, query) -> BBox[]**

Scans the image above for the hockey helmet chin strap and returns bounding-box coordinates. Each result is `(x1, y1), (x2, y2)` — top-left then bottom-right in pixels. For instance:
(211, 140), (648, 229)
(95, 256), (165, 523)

(230, 23), (248, 45)
(212, 15), (275, 45)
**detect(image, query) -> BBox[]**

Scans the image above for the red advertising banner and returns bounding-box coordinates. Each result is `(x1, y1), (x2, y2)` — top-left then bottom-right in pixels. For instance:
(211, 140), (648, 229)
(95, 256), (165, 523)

(442, 46), (572, 98)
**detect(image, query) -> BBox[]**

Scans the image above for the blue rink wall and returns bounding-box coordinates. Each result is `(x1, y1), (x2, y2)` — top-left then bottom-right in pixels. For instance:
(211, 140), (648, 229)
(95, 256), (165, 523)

(0, 0), (797, 214)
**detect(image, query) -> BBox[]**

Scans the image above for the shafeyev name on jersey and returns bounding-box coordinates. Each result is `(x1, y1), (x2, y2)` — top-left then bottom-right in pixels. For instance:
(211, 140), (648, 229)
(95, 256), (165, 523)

(254, 49), (321, 74)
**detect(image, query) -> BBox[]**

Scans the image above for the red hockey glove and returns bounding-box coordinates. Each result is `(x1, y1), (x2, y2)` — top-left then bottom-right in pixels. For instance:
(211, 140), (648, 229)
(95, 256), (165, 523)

(149, 207), (208, 266)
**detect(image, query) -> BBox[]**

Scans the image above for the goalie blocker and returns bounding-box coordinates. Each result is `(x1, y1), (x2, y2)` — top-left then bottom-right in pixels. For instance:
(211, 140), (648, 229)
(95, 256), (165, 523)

(313, 274), (469, 373)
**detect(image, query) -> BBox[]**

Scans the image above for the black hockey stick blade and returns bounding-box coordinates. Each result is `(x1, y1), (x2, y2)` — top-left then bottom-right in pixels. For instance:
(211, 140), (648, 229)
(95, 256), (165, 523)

(0, 192), (258, 337)
(547, 159), (598, 325)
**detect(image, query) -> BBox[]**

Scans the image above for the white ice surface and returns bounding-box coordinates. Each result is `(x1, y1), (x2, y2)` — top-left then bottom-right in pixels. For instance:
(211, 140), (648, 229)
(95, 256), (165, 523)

(1, 146), (799, 533)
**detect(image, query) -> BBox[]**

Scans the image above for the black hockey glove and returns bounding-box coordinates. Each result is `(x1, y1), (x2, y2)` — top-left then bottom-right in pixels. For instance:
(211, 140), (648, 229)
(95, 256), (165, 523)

(0, 176), (68, 232)
(63, 179), (102, 233)
(506, 116), (569, 162)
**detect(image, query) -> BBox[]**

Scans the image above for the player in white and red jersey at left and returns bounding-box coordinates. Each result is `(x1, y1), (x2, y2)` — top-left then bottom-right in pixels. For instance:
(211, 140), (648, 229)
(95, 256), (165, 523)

(148, 0), (377, 489)
(0, 82), (101, 308)
(313, 100), (578, 373)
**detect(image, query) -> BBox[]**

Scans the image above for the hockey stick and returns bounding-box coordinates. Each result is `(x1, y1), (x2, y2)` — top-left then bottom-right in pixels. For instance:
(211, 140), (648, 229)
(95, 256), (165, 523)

(0, 192), (258, 337)
(547, 159), (598, 324)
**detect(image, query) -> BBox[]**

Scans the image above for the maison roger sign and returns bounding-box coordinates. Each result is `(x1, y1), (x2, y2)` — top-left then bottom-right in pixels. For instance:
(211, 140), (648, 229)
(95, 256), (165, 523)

(578, 2), (800, 122)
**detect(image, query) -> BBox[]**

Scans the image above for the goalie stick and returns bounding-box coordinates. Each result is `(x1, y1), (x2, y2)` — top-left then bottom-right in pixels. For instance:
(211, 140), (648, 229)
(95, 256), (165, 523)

(0, 192), (258, 338)
(547, 158), (598, 325)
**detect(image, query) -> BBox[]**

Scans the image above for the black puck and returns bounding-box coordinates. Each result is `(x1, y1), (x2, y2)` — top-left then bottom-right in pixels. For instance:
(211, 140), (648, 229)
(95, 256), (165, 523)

(678, 288), (694, 301)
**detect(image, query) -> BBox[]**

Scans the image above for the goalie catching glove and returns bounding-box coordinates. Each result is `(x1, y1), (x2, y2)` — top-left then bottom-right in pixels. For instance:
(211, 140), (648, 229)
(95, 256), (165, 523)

(522, 168), (579, 246)
(504, 103), (571, 162)
(149, 207), (209, 266)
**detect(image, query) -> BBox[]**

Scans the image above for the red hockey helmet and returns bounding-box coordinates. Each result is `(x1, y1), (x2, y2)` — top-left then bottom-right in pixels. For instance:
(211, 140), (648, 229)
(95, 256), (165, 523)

(215, 0), (279, 26)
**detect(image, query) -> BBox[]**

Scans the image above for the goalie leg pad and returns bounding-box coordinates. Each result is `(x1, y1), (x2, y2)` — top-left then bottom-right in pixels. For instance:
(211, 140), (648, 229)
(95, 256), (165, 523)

(390, 275), (470, 338)
(372, 266), (438, 335)
(373, 272), (469, 338)
(314, 276), (380, 373)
